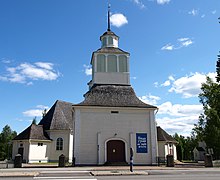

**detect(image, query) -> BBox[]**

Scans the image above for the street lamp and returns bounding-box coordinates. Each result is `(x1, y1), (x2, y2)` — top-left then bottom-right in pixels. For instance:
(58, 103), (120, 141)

(6, 141), (12, 168)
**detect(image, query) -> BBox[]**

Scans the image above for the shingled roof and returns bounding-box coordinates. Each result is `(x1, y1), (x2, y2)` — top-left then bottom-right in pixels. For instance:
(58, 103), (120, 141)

(100, 30), (119, 38)
(13, 124), (50, 141)
(157, 126), (177, 143)
(76, 84), (157, 108)
(39, 100), (73, 130)
(94, 47), (129, 54)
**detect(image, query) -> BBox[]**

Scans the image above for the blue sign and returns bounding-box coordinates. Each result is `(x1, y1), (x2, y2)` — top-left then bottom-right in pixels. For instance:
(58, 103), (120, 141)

(136, 133), (148, 153)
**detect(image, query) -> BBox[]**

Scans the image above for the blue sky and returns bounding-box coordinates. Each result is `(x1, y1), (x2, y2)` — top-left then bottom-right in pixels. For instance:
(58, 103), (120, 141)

(0, 0), (219, 136)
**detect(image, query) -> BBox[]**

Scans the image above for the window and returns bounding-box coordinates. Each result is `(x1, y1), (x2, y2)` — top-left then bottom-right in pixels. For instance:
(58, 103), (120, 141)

(102, 37), (107, 47)
(38, 143), (43, 146)
(56, 138), (63, 150)
(108, 36), (113, 45)
(107, 55), (117, 72)
(97, 54), (106, 72)
(119, 55), (128, 72)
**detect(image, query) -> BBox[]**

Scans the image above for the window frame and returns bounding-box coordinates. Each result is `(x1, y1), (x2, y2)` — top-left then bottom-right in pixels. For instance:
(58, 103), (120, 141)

(56, 137), (63, 151)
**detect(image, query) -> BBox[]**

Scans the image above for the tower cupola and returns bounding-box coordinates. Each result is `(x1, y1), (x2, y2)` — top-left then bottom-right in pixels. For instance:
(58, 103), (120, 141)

(100, 4), (119, 48)
(88, 4), (130, 89)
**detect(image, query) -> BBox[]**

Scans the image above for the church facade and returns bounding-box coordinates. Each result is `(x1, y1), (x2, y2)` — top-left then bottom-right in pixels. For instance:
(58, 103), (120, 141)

(12, 13), (177, 165)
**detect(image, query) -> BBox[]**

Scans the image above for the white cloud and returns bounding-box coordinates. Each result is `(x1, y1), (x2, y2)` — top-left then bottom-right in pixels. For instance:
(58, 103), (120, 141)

(161, 80), (171, 87)
(157, 115), (199, 136)
(157, 0), (171, 5)
(161, 44), (174, 51)
(139, 94), (161, 105)
(157, 101), (203, 136)
(178, 38), (193, 47)
(188, 9), (199, 16)
(110, 13), (128, 28)
(23, 105), (49, 117)
(132, 0), (145, 9)
(0, 62), (60, 84)
(161, 37), (194, 51)
(83, 64), (92, 76)
(154, 82), (159, 87)
(211, 10), (217, 15)
(169, 72), (216, 98)
(158, 101), (203, 117)
(36, 105), (49, 109)
(160, 75), (175, 87)
(35, 62), (54, 70)
(168, 75), (175, 81)
(201, 14), (205, 18)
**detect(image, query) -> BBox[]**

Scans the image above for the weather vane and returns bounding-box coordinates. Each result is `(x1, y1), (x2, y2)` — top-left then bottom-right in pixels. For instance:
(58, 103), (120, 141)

(107, 1), (111, 31)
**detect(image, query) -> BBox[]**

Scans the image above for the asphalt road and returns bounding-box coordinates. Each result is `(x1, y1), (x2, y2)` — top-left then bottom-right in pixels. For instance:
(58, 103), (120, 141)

(1, 169), (220, 180)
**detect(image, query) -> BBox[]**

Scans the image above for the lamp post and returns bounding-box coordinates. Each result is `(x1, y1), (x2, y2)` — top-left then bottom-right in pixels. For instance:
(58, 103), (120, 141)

(6, 141), (12, 168)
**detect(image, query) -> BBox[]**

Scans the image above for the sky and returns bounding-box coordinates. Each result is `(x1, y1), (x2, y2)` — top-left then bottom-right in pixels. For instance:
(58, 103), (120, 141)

(0, 0), (219, 137)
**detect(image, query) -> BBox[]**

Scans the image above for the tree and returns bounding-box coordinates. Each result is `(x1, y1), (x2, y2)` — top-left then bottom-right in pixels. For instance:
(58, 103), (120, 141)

(193, 114), (205, 141)
(216, 53), (220, 82)
(0, 125), (17, 160)
(174, 133), (197, 161)
(193, 63), (220, 159)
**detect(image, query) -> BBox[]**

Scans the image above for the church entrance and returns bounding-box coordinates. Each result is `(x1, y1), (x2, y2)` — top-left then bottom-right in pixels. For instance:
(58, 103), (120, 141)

(107, 140), (126, 164)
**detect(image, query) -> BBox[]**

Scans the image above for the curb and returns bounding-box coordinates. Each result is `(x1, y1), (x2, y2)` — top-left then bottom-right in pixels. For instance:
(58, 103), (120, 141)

(90, 170), (149, 176)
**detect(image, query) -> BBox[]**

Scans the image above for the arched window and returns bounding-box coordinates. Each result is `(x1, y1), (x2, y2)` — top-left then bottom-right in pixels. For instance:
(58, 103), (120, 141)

(56, 137), (63, 150)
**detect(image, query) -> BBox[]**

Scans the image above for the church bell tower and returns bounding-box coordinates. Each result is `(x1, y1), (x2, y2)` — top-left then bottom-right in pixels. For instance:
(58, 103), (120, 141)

(88, 5), (130, 89)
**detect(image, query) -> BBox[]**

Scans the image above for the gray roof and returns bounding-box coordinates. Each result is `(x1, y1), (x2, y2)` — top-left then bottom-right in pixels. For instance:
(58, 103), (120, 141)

(13, 124), (50, 141)
(157, 126), (177, 143)
(39, 100), (73, 130)
(100, 30), (119, 38)
(94, 47), (129, 54)
(76, 85), (157, 108)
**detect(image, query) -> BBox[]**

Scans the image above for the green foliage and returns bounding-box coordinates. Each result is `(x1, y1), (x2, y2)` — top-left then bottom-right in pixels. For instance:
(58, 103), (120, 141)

(193, 74), (220, 159)
(217, 53), (220, 83)
(174, 133), (197, 161)
(0, 125), (17, 161)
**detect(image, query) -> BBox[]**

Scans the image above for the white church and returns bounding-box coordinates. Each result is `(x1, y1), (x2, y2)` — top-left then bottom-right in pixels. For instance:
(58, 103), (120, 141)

(12, 9), (177, 165)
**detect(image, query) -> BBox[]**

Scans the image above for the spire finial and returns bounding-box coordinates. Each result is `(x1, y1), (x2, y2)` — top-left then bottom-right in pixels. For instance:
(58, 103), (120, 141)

(107, 2), (111, 31)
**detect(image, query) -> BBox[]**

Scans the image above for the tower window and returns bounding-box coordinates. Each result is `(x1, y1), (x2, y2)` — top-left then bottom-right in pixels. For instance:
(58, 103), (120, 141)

(108, 36), (113, 45)
(56, 137), (63, 151)
(107, 55), (117, 72)
(102, 37), (107, 47)
(119, 55), (128, 72)
(97, 54), (106, 72)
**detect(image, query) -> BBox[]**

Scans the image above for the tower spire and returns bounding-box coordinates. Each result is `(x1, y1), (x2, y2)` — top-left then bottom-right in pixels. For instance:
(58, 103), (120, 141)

(107, 3), (111, 31)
